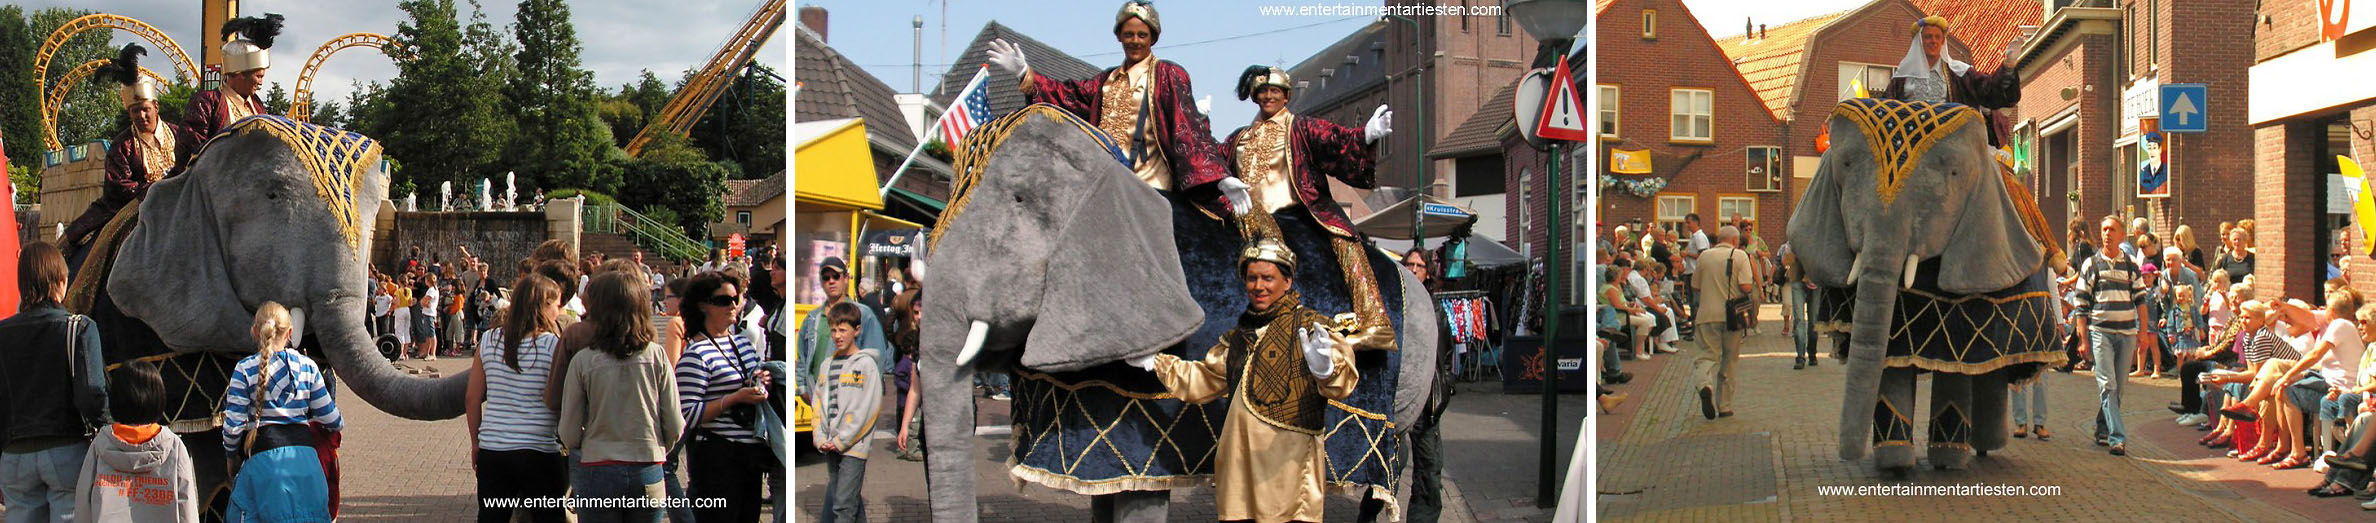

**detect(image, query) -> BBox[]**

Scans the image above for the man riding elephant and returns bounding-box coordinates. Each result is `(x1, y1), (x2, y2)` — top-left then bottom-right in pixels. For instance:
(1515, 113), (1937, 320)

(65, 43), (195, 257)
(1221, 65), (1397, 351)
(184, 14), (281, 145)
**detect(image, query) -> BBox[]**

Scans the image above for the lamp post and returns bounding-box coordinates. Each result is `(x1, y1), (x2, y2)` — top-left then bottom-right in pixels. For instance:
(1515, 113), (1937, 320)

(1506, 0), (1589, 509)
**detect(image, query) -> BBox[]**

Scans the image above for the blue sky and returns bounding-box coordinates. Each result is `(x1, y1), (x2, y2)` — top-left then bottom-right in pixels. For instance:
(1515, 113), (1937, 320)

(1682, 0), (1871, 40)
(809, 0), (1414, 138)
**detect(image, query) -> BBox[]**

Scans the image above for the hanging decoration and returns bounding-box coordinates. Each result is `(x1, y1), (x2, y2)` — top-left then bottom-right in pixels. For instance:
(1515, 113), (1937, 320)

(1598, 175), (1667, 198)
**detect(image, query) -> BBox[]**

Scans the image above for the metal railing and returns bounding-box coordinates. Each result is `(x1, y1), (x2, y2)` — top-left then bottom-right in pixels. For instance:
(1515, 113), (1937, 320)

(584, 202), (708, 262)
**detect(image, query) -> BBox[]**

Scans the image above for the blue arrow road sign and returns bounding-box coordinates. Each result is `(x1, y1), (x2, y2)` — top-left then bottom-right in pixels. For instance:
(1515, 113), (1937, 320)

(2160, 83), (2207, 133)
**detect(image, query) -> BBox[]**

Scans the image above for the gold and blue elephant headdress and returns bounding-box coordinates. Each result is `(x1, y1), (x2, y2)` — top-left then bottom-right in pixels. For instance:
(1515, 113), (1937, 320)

(1829, 98), (1979, 208)
(210, 115), (382, 253)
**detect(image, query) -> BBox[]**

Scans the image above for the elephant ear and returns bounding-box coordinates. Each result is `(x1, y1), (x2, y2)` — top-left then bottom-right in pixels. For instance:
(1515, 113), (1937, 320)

(109, 139), (263, 353)
(1787, 120), (1856, 288)
(1936, 147), (2046, 294)
(1016, 159), (1202, 373)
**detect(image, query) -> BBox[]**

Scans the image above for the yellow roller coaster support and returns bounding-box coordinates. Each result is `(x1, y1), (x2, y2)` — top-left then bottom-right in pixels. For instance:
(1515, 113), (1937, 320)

(35, 13), (195, 151)
(623, 0), (785, 157)
(292, 33), (404, 123)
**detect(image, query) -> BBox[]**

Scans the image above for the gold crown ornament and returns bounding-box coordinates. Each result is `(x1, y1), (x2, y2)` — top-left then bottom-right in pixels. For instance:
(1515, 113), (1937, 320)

(1241, 237), (1297, 273)
(1116, 1), (1161, 39)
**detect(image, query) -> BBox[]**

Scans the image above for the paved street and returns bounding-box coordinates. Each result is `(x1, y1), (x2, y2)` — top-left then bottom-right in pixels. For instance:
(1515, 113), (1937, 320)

(1596, 304), (2374, 522)
(792, 373), (1591, 522)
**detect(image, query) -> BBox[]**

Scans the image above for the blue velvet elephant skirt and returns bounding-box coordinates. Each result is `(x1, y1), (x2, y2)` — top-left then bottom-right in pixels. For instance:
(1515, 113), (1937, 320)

(1009, 198), (1405, 505)
(1810, 261), (2067, 380)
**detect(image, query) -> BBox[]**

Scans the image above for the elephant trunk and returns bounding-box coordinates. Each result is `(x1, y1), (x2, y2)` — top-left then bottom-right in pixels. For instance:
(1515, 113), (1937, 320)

(922, 352), (980, 523)
(1838, 248), (1907, 462)
(316, 294), (468, 420)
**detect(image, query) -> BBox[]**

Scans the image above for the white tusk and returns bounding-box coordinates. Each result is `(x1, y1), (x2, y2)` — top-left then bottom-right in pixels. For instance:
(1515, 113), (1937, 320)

(956, 320), (990, 367)
(1846, 253), (1866, 284)
(288, 308), (307, 349)
(1904, 255), (1922, 289)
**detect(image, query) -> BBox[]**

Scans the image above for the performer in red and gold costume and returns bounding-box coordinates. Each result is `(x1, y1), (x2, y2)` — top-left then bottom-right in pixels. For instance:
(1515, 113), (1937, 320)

(1223, 65), (1398, 349)
(184, 14), (281, 144)
(984, 0), (1234, 212)
(66, 43), (195, 251)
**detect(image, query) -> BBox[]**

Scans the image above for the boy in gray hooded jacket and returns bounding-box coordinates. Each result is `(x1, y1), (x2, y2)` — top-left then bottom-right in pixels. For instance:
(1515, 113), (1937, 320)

(75, 361), (199, 522)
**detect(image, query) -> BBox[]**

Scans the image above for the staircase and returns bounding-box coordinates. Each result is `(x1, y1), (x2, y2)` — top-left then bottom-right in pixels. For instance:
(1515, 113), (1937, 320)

(581, 202), (709, 275)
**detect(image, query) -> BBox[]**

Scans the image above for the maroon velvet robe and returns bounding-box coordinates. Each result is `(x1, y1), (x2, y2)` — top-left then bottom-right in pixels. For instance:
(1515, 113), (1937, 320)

(181, 89), (268, 148)
(1026, 60), (1233, 216)
(1224, 115), (1377, 238)
(66, 122), (196, 245)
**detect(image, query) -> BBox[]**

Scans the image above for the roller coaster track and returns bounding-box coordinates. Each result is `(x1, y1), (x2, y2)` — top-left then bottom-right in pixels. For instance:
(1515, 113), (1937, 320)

(35, 14), (196, 151)
(622, 0), (784, 156)
(291, 33), (404, 123)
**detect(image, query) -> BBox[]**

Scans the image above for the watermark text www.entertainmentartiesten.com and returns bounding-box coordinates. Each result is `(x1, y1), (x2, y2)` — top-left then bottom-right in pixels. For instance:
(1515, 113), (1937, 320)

(1256, 3), (1504, 17)
(1816, 484), (2063, 497)
(482, 497), (731, 510)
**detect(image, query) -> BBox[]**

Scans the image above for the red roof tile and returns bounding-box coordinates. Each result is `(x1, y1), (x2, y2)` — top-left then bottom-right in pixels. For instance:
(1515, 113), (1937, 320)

(1716, 11), (1848, 120)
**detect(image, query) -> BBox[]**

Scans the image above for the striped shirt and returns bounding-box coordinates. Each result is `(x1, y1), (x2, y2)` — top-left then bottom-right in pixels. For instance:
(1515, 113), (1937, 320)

(2074, 253), (2143, 335)
(2241, 326), (2302, 364)
(475, 329), (561, 452)
(221, 350), (343, 452)
(677, 332), (764, 444)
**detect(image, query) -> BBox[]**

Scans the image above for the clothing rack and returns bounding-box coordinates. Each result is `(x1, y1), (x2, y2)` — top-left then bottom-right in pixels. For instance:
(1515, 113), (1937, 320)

(1434, 290), (1500, 381)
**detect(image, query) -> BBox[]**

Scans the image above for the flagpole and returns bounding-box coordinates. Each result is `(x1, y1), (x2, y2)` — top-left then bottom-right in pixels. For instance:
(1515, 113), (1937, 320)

(881, 66), (990, 199)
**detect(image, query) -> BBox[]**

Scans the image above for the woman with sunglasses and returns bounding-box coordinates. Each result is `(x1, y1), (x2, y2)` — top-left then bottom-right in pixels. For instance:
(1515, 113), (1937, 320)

(675, 273), (776, 523)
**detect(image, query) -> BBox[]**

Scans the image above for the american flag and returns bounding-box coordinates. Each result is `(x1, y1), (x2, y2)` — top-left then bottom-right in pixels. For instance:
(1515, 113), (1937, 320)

(937, 66), (994, 144)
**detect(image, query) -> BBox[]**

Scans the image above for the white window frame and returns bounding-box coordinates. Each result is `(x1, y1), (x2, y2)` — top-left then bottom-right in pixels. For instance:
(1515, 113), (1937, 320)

(737, 211), (753, 227)
(1669, 88), (1713, 143)
(1597, 84), (1620, 139)
(1642, 9), (1657, 40)
(1747, 146), (1783, 192)
(1717, 196), (1757, 226)
(1656, 194), (1695, 231)
(1838, 62), (1894, 101)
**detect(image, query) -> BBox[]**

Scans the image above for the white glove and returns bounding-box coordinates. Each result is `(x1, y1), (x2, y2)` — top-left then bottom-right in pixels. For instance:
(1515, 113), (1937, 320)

(1127, 353), (1159, 372)
(1302, 323), (1337, 379)
(987, 39), (1031, 80)
(1363, 105), (1393, 143)
(1218, 177), (1253, 215)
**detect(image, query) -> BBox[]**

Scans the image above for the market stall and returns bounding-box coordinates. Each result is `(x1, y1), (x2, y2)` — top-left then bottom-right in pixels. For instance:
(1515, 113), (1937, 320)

(792, 117), (921, 433)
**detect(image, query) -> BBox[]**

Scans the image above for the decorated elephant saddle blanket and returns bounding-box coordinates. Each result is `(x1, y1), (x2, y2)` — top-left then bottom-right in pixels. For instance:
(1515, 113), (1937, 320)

(1830, 98), (1979, 208)
(1812, 261), (2066, 378)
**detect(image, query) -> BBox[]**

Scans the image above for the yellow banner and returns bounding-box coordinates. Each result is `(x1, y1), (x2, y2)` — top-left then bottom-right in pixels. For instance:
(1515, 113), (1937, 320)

(1609, 148), (1652, 174)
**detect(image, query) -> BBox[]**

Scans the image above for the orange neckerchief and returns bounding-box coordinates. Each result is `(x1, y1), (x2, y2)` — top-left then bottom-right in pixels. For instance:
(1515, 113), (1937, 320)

(113, 423), (163, 445)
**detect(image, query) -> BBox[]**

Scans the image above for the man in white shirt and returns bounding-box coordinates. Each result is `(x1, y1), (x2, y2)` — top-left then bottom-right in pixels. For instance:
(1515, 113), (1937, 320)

(1681, 213), (1710, 323)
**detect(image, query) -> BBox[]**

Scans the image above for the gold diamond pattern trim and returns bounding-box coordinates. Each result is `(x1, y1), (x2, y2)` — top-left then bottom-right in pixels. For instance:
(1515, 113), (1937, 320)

(219, 115), (381, 253)
(1007, 367), (1398, 494)
(1830, 98), (1979, 208)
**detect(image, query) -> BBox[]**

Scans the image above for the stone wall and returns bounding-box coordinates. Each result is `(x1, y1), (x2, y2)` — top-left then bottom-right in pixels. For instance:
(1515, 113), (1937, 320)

(375, 211), (551, 284)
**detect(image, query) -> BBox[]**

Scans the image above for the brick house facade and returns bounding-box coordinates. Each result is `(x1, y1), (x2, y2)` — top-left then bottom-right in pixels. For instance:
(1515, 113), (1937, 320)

(1592, 0), (1787, 245)
(2248, 0), (2376, 303)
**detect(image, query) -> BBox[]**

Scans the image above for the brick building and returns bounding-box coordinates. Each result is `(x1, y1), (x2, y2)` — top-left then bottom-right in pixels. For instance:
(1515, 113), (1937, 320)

(2248, 0), (2376, 302)
(1379, 0), (1536, 209)
(2011, 0), (2256, 248)
(1591, 0), (1787, 244)
(1279, 21), (1401, 224)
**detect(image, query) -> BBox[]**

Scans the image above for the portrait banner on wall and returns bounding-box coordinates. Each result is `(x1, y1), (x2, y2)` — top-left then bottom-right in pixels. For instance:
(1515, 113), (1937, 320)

(2138, 132), (2170, 199)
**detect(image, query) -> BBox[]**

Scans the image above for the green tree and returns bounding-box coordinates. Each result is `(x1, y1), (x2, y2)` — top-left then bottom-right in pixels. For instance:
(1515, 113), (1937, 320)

(615, 132), (727, 236)
(383, 0), (508, 194)
(461, 0), (519, 165)
(596, 97), (646, 147)
(312, 100), (347, 129)
(629, 70), (670, 120)
(687, 66), (785, 179)
(506, 0), (616, 194)
(155, 83), (197, 128)
(263, 82), (290, 115)
(29, 7), (117, 151)
(0, 6), (43, 165)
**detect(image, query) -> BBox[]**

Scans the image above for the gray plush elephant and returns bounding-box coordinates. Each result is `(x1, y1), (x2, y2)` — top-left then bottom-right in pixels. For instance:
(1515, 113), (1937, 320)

(1788, 98), (2066, 476)
(71, 116), (457, 514)
(916, 104), (1440, 522)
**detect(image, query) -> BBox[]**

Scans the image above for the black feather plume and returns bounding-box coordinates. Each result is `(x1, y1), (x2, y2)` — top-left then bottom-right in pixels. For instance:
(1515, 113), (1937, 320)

(96, 43), (145, 88)
(1236, 65), (1269, 101)
(221, 13), (285, 50)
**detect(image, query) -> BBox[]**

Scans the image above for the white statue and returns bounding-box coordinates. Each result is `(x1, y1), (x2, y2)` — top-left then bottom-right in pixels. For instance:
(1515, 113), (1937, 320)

(403, 193), (417, 212)
(439, 181), (453, 211)
(476, 178), (491, 211)
(501, 172), (518, 211)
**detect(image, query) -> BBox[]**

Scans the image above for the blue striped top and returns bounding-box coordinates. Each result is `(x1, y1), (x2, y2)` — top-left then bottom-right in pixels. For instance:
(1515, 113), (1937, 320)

(2075, 253), (2143, 335)
(475, 328), (561, 452)
(222, 350), (344, 452)
(677, 333), (763, 444)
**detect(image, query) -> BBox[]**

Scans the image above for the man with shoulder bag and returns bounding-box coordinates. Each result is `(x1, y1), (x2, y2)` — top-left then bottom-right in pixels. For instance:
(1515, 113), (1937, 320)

(1689, 226), (1756, 420)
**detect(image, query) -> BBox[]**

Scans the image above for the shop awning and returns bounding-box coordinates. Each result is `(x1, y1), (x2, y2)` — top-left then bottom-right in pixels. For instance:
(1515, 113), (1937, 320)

(795, 118), (884, 211)
(1374, 234), (1528, 269)
(1354, 194), (1480, 240)
(887, 186), (946, 213)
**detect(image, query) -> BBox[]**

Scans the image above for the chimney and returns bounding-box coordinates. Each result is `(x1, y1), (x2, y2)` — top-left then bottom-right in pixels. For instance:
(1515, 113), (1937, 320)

(1746, 18), (1754, 40)
(799, 5), (829, 43)
(1760, 24), (1767, 39)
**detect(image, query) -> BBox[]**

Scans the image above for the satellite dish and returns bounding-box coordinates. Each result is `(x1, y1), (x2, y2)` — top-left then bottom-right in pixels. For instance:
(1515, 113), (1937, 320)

(1513, 68), (1553, 151)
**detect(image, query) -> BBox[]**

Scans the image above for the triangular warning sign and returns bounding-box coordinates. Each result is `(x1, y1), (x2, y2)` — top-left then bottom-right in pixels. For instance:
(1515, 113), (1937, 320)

(1538, 59), (1591, 142)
